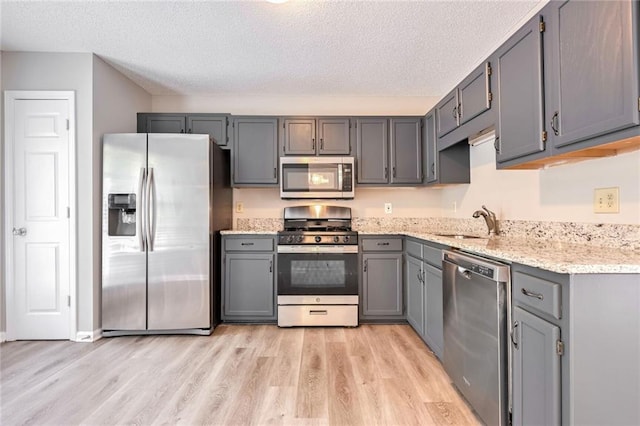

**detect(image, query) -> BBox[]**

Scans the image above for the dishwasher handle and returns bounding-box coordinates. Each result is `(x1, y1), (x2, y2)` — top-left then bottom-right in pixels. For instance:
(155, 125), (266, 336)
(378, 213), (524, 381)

(458, 266), (472, 280)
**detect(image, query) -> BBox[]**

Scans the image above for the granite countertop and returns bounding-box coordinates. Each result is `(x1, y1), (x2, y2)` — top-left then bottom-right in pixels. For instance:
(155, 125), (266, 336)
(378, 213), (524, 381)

(221, 227), (640, 274)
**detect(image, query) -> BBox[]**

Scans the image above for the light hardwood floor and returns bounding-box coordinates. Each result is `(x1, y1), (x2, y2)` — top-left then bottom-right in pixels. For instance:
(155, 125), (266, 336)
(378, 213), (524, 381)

(1, 324), (480, 425)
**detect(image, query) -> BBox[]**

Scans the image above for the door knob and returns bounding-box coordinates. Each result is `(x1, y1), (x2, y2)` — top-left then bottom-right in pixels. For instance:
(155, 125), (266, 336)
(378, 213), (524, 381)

(12, 227), (27, 236)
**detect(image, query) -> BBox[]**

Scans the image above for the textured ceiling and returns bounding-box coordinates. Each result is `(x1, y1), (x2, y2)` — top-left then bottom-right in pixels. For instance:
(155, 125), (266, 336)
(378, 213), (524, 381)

(1, 0), (542, 97)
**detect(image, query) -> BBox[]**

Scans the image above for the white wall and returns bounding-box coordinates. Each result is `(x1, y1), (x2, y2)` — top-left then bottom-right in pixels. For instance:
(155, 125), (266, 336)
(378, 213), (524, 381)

(92, 55), (151, 329)
(1, 52), (94, 333)
(440, 137), (640, 224)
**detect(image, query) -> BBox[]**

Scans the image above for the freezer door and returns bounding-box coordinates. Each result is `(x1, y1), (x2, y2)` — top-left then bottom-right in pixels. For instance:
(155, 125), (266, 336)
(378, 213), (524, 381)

(102, 133), (148, 330)
(147, 134), (210, 330)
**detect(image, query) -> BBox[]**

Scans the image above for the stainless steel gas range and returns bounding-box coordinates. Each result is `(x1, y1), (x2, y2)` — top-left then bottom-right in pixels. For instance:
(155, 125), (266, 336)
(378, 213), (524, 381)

(276, 205), (358, 327)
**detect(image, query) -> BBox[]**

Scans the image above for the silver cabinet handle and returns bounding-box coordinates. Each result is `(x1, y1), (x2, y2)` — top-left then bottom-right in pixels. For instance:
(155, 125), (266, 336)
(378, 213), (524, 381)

(551, 111), (559, 136)
(521, 288), (544, 300)
(269, 260), (273, 273)
(417, 270), (423, 283)
(363, 259), (368, 272)
(377, 242), (390, 246)
(12, 227), (27, 236)
(511, 321), (519, 349)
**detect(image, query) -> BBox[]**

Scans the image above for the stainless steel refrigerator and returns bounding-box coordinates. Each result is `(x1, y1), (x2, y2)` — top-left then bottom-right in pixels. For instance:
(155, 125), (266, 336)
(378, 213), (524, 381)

(101, 133), (231, 336)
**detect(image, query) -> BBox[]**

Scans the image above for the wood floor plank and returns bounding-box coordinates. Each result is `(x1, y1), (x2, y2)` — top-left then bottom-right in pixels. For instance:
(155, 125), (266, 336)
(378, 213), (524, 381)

(295, 328), (328, 419)
(326, 341), (364, 425)
(0, 324), (480, 426)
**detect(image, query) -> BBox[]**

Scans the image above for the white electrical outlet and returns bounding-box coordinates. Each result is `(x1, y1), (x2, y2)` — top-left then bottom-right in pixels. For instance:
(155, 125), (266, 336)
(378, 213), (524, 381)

(384, 203), (393, 214)
(594, 187), (619, 213)
(235, 202), (244, 213)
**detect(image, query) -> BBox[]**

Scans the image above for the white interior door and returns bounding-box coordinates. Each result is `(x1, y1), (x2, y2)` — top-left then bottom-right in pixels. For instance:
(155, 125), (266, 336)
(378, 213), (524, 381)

(5, 93), (74, 340)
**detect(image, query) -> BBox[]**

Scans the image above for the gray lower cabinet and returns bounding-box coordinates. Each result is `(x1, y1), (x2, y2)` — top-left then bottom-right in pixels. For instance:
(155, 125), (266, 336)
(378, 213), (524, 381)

(232, 117), (279, 186)
(360, 237), (404, 320)
(221, 236), (276, 321)
(356, 117), (422, 185)
(137, 113), (230, 148)
(405, 254), (424, 334)
(404, 238), (445, 359)
(423, 264), (443, 358)
(512, 306), (561, 426)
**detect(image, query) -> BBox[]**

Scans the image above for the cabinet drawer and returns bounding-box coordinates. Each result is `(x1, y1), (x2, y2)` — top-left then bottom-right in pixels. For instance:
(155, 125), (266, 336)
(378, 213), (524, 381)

(406, 239), (423, 258)
(224, 238), (274, 252)
(423, 245), (443, 268)
(362, 238), (403, 252)
(513, 271), (562, 319)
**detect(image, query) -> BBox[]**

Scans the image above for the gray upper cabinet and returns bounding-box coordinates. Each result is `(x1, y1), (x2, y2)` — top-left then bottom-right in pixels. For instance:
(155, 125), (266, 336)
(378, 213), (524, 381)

(458, 62), (492, 126)
(137, 113), (230, 148)
(423, 112), (437, 183)
(435, 90), (459, 138)
(512, 306), (561, 426)
(545, 0), (639, 149)
(282, 118), (316, 155)
(282, 117), (350, 156)
(356, 117), (422, 185)
(356, 118), (388, 184)
(390, 118), (422, 184)
(495, 15), (546, 163)
(232, 117), (279, 186)
(436, 61), (493, 139)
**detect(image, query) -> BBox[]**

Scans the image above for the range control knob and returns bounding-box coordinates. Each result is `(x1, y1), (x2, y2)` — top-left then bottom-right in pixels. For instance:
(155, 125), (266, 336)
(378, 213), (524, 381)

(287, 235), (295, 243)
(296, 235), (304, 243)
(344, 235), (350, 243)
(314, 236), (322, 243)
(333, 236), (340, 243)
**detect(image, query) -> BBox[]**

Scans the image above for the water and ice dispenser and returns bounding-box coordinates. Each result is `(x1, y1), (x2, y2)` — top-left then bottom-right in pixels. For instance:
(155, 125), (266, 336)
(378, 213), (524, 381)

(108, 193), (137, 236)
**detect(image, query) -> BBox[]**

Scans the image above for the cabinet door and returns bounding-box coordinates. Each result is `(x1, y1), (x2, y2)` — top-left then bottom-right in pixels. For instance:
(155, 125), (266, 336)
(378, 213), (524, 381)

(187, 115), (228, 148)
(458, 62), (492, 126)
(546, 0), (639, 148)
(512, 306), (561, 426)
(423, 112), (438, 183)
(232, 117), (278, 185)
(223, 253), (275, 318)
(405, 255), (424, 336)
(362, 253), (403, 317)
(318, 118), (351, 155)
(146, 115), (186, 133)
(436, 90), (459, 138)
(390, 118), (422, 184)
(356, 118), (389, 184)
(283, 118), (316, 155)
(496, 16), (546, 163)
(424, 264), (443, 359)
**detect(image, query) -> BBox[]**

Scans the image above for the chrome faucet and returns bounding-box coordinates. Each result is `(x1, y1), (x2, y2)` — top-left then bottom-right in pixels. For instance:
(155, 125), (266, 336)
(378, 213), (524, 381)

(473, 205), (499, 236)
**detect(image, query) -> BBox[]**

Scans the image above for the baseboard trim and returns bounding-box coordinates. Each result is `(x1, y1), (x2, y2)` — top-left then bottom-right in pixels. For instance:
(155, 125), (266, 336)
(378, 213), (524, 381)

(75, 329), (102, 342)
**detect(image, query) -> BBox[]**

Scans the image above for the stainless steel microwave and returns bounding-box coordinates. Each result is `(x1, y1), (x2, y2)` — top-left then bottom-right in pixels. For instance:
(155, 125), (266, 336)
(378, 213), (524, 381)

(280, 157), (355, 199)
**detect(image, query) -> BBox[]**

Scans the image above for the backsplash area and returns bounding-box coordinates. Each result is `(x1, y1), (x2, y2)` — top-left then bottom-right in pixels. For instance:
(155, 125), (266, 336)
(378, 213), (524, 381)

(235, 217), (640, 251)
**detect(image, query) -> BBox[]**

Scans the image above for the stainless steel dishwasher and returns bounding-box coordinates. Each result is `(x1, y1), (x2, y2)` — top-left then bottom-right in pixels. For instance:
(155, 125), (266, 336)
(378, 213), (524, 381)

(442, 250), (511, 426)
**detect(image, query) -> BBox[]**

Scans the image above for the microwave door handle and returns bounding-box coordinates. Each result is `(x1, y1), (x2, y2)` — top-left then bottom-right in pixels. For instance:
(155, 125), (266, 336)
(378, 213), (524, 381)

(338, 164), (343, 190)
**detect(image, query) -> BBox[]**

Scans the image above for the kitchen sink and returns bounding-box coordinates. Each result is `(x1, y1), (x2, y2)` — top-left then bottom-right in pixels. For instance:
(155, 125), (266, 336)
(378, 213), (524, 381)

(434, 233), (487, 240)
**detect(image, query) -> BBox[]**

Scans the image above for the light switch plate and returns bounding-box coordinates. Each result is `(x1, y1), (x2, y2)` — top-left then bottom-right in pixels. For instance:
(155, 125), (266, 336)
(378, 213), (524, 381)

(235, 202), (244, 213)
(594, 187), (619, 213)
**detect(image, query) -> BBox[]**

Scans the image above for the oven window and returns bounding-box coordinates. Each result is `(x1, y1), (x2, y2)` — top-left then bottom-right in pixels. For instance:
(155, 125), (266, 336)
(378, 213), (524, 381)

(282, 164), (339, 192)
(291, 260), (345, 287)
(278, 253), (358, 295)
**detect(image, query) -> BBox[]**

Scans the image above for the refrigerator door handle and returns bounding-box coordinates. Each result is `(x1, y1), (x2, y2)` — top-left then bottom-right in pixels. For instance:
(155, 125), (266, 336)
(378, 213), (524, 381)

(146, 167), (156, 251)
(138, 167), (147, 251)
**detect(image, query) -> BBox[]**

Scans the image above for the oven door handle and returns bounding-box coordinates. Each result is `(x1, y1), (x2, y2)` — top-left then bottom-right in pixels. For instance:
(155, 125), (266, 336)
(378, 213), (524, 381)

(309, 310), (328, 315)
(277, 245), (359, 254)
